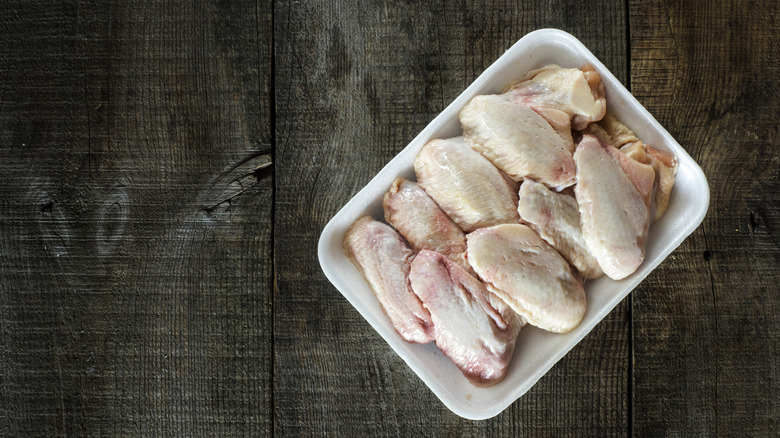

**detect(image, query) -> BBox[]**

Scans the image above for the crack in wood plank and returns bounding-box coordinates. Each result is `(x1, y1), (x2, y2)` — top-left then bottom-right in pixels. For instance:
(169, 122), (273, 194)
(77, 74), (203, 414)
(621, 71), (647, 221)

(199, 153), (273, 212)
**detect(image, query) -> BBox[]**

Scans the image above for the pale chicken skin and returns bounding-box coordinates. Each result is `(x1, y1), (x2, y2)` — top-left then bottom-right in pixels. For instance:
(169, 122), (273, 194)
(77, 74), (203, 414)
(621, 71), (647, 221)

(414, 136), (519, 232)
(620, 142), (678, 222)
(504, 64), (607, 130)
(592, 113), (641, 149)
(460, 94), (577, 189)
(642, 145), (678, 221)
(517, 180), (603, 279)
(602, 140), (656, 213)
(343, 216), (434, 343)
(574, 135), (652, 280)
(582, 113), (679, 221)
(383, 178), (469, 271)
(409, 250), (521, 386)
(467, 224), (586, 334)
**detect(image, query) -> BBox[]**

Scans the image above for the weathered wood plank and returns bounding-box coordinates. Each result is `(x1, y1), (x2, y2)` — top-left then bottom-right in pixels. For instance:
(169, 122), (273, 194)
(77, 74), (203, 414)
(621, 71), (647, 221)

(0, 1), (273, 435)
(274, 0), (629, 434)
(629, 0), (780, 436)
(5, 0), (775, 434)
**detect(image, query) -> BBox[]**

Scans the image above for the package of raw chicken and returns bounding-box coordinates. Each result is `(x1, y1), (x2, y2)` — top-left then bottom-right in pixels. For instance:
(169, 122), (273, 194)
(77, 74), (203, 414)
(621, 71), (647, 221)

(319, 29), (709, 420)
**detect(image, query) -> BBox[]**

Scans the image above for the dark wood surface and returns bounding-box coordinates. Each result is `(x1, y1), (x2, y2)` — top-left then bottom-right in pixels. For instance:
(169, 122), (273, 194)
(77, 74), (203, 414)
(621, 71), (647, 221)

(0, 0), (777, 436)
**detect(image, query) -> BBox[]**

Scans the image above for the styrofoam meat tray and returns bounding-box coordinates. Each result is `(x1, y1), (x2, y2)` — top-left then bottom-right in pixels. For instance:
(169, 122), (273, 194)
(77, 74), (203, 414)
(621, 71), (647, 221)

(317, 29), (709, 420)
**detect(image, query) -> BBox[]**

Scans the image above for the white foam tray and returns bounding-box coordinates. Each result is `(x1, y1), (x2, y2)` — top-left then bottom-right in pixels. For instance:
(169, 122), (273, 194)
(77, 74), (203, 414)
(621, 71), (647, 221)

(317, 29), (709, 420)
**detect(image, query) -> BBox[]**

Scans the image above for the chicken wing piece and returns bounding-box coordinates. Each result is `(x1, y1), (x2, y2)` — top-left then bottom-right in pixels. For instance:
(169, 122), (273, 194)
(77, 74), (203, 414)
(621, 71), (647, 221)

(460, 95), (576, 189)
(594, 113), (641, 149)
(383, 178), (469, 271)
(580, 114), (678, 222)
(517, 180), (603, 279)
(643, 145), (678, 220)
(504, 64), (607, 130)
(603, 140), (657, 212)
(620, 142), (679, 222)
(578, 119), (616, 147)
(467, 224), (586, 334)
(414, 137), (519, 232)
(409, 250), (521, 386)
(574, 135), (652, 280)
(343, 216), (434, 343)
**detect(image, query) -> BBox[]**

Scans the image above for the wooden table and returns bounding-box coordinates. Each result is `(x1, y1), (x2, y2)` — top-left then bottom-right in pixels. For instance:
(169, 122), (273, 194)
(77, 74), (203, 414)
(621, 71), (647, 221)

(1, 0), (777, 436)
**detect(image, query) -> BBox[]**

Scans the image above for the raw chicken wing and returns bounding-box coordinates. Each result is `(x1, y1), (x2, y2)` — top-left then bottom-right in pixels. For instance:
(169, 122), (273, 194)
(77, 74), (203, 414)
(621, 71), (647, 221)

(517, 180), (603, 279)
(383, 178), (469, 271)
(620, 142), (678, 221)
(409, 250), (521, 386)
(504, 64), (607, 130)
(467, 224), (586, 334)
(594, 113), (641, 149)
(414, 137), (519, 232)
(602, 140), (656, 212)
(574, 135), (652, 280)
(582, 114), (679, 221)
(343, 216), (434, 343)
(460, 94), (576, 189)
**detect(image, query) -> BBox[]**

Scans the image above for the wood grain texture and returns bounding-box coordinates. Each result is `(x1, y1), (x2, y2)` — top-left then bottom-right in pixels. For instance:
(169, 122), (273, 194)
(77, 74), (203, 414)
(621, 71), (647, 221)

(0, 0), (273, 436)
(273, 0), (630, 435)
(629, 0), (780, 436)
(1, 0), (777, 436)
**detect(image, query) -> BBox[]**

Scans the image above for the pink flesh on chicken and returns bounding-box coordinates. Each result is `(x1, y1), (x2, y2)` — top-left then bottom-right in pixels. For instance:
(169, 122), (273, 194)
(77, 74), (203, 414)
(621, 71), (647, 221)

(467, 224), (587, 334)
(621, 142), (679, 222)
(603, 142), (656, 211)
(343, 216), (434, 343)
(414, 136), (519, 232)
(409, 250), (521, 386)
(645, 145), (678, 220)
(459, 94), (576, 189)
(504, 64), (607, 130)
(517, 180), (603, 279)
(586, 113), (678, 221)
(383, 178), (469, 271)
(574, 135), (651, 280)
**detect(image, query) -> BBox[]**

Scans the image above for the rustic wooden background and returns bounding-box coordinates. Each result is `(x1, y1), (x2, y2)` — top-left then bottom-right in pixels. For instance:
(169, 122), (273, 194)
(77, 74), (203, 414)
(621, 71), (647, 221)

(0, 0), (777, 436)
